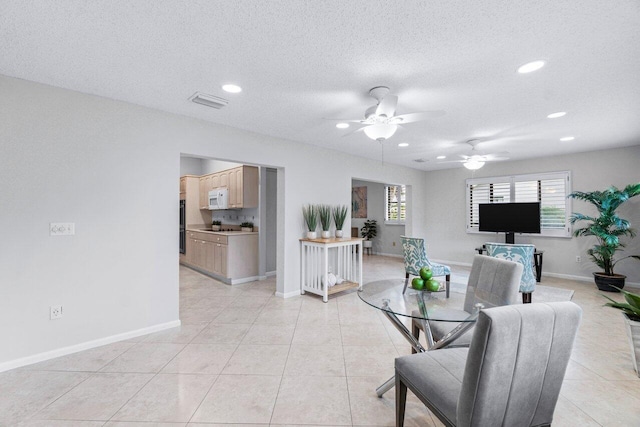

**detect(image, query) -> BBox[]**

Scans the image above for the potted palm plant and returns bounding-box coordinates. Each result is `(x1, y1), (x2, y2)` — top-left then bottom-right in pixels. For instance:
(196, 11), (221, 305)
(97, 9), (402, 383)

(333, 205), (348, 238)
(602, 287), (640, 377)
(568, 183), (640, 291)
(302, 204), (318, 239)
(318, 204), (332, 238)
(361, 219), (377, 250)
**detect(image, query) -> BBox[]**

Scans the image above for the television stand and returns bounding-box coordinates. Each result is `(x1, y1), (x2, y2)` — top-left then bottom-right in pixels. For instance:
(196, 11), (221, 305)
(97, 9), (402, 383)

(505, 232), (515, 244)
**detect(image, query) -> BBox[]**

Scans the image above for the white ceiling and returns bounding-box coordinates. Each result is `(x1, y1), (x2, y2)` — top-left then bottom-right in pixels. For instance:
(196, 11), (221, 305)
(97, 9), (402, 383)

(2, 1), (639, 170)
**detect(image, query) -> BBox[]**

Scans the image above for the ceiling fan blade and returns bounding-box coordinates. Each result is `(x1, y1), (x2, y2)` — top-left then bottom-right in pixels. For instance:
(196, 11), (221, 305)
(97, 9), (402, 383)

(391, 111), (446, 124)
(323, 118), (367, 123)
(376, 95), (398, 118)
(341, 126), (368, 137)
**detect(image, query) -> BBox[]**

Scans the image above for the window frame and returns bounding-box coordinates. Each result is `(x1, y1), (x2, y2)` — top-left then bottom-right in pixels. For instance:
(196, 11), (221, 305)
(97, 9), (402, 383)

(466, 171), (572, 238)
(385, 184), (406, 225)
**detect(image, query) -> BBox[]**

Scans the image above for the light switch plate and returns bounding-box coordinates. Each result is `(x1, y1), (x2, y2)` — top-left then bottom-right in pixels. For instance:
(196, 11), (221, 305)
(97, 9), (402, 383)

(50, 223), (75, 236)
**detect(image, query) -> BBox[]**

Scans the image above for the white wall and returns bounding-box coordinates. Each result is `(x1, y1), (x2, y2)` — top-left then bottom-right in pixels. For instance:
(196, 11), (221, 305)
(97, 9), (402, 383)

(179, 156), (203, 176)
(422, 145), (640, 284)
(351, 180), (405, 256)
(0, 76), (428, 368)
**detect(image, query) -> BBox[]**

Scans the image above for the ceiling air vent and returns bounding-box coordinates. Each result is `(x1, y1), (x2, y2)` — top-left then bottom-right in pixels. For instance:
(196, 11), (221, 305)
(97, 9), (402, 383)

(189, 92), (229, 109)
(413, 158), (428, 163)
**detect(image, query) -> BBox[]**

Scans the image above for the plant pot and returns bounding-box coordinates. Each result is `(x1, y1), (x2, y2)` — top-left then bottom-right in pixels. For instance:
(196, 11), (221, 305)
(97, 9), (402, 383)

(321, 230), (331, 239)
(241, 227), (253, 232)
(211, 225), (221, 231)
(306, 231), (317, 239)
(623, 313), (640, 377)
(593, 272), (626, 292)
(363, 240), (372, 248)
(335, 230), (344, 238)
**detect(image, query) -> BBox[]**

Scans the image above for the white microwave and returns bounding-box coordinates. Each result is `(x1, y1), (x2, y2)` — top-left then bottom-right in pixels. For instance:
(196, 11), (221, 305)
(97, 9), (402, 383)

(208, 188), (228, 210)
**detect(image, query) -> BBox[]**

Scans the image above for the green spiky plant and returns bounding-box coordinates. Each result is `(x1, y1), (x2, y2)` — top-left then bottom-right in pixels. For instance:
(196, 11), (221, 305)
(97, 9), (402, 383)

(568, 183), (640, 276)
(332, 205), (348, 231)
(318, 204), (332, 232)
(603, 287), (640, 322)
(302, 204), (318, 232)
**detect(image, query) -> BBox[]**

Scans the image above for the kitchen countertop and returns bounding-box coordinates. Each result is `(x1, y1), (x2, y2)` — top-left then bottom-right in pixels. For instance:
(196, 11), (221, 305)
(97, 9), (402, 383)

(187, 227), (258, 236)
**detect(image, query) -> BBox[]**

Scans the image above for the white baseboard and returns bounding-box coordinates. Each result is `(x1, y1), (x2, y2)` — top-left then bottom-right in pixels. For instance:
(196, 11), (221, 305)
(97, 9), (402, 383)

(265, 270), (277, 277)
(432, 259), (473, 268)
(230, 276), (261, 285)
(276, 289), (301, 298)
(0, 320), (181, 373)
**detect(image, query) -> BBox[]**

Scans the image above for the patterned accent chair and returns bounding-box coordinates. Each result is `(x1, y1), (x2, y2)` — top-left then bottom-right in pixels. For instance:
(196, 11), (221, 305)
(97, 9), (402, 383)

(401, 236), (451, 297)
(485, 242), (536, 303)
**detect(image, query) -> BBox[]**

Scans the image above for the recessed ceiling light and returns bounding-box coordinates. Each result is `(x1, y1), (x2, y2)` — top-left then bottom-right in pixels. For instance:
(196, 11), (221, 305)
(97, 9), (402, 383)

(547, 112), (566, 119)
(336, 123), (349, 129)
(517, 60), (546, 74)
(222, 84), (242, 93)
(398, 143), (409, 147)
(436, 155), (446, 160)
(560, 136), (575, 142)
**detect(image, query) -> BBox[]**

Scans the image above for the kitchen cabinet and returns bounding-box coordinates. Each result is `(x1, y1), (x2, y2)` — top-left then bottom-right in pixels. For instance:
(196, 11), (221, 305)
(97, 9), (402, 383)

(197, 165), (259, 210)
(228, 165), (258, 208)
(181, 230), (255, 284)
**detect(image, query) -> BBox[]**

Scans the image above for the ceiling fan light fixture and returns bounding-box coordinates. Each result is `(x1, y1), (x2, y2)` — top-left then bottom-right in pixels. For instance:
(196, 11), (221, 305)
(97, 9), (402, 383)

(364, 124), (397, 141)
(336, 123), (349, 129)
(517, 60), (546, 74)
(547, 111), (566, 119)
(398, 143), (409, 147)
(436, 155), (446, 160)
(560, 136), (575, 141)
(463, 160), (485, 170)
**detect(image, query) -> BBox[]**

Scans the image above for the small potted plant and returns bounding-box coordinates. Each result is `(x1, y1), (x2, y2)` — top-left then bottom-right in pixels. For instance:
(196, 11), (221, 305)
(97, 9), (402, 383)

(568, 183), (640, 291)
(212, 220), (222, 231)
(240, 222), (253, 232)
(302, 204), (318, 239)
(333, 205), (348, 238)
(361, 219), (377, 250)
(602, 287), (640, 377)
(318, 204), (332, 238)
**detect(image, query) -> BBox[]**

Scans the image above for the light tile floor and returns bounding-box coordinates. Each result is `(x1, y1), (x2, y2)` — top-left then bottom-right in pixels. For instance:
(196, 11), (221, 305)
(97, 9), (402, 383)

(2, 255), (640, 426)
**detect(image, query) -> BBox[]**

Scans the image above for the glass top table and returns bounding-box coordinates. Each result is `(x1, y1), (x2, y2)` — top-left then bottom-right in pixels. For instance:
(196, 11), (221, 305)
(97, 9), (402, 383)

(358, 278), (482, 397)
(358, 278), (474, 322)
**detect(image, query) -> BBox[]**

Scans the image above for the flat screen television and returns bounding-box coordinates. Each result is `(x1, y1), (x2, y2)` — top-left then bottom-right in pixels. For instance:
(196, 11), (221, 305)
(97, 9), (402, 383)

(479, 202), (541, 243)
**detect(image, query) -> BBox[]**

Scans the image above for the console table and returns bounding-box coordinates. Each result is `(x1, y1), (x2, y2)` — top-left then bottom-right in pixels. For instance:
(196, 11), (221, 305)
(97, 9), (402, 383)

(300, 237), (363, 302)
(475, 247), (543, 282)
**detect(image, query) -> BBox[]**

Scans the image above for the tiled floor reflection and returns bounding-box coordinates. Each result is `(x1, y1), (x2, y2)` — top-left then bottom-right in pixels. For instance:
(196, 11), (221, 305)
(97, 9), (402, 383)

(3, 255), (639, 425)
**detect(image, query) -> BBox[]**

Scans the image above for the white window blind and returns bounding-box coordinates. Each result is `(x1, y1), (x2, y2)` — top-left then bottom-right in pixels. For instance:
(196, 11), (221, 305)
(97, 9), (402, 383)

(385, 185), (406, 224)
(466, 171), (571, 237)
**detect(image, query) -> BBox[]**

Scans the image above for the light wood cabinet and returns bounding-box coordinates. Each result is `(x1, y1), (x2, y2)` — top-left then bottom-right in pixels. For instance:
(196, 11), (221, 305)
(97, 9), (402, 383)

(183, 176), (209, 226)
(197, 165), (259, 210)
(181, 230), (257, 284)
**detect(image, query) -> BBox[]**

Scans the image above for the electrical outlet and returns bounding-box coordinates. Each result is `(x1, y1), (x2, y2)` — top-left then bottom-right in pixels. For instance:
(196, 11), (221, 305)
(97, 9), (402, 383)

(576, 256), (581, 263)
(392, 241), (396, 246)
(50, 305), (63, 320)
(50, 223), (75, 236)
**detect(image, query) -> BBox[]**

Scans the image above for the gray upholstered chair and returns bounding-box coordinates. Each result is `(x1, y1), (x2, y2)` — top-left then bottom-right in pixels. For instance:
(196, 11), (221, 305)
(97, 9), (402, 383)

(411, 254), (523, 351)
(485, 242), (536, 303)
(396, 301), (582, 427)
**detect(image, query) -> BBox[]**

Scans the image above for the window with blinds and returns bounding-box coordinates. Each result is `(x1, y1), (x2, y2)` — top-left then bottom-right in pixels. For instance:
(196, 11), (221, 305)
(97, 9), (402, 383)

(466, 171), (571, 237)
(385, 185), (406, 224)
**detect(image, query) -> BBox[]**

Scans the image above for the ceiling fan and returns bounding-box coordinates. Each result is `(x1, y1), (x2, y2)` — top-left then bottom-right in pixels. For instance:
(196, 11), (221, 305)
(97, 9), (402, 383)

(440, 140), (510, 170)
(334, 86), (445, 141)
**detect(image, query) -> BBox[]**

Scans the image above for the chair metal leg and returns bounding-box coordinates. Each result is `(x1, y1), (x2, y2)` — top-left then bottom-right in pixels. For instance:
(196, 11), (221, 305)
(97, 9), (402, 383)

(411, 320), (421, 354)
(522, 292), (532, 304)
(402, 272), (410, 294)
(445, 274), (450, 298)
(396, 374), (407, 427)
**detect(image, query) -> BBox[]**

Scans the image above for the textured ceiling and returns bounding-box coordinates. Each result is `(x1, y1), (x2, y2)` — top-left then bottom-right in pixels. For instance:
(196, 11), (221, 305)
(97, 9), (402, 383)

(2, 1), (640, 170)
